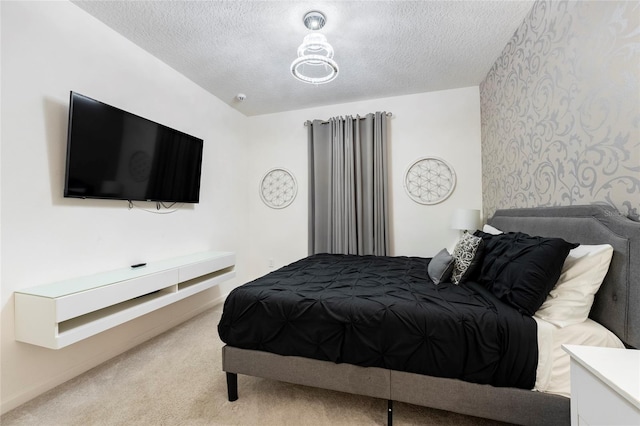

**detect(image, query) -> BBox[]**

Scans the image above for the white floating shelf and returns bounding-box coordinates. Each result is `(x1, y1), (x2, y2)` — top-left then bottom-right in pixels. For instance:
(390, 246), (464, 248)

(15, 251), (235, 349)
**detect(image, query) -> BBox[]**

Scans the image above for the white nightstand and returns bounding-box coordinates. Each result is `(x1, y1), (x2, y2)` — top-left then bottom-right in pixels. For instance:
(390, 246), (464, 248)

(563, 345), (640, 425)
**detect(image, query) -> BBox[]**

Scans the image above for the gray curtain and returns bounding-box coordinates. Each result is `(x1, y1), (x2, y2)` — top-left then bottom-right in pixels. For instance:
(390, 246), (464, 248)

(308, 112), (389, 256)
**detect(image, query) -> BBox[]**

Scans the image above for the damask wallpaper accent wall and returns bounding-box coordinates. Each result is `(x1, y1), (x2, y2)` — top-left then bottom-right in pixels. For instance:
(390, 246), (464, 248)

(480, 0), (639, 220)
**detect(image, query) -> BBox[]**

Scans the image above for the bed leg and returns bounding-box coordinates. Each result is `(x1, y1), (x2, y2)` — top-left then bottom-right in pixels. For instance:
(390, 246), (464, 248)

(387, 400), (393, 426)
(226, 372), (238, 401)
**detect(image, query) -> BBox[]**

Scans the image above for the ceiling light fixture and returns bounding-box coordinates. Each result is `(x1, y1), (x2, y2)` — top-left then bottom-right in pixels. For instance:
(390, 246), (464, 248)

(290, 11), (339, 85)
(303, 11), (326, 31)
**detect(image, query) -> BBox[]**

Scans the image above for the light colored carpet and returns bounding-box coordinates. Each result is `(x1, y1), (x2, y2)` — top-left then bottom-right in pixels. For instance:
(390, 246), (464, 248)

(2, 306), (509, 425)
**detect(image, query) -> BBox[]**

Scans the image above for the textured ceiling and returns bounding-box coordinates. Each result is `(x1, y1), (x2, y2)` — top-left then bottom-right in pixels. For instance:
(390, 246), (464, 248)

(72, 1), (535, 116)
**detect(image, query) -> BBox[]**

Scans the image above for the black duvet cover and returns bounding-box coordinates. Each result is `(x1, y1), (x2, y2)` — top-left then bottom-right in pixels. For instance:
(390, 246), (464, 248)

(218, 254), (538, 389)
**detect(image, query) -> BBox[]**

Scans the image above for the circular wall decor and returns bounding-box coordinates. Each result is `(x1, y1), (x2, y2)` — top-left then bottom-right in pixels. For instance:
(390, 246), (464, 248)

(259, 168), (298, 209)
(403, 157), (456, 205)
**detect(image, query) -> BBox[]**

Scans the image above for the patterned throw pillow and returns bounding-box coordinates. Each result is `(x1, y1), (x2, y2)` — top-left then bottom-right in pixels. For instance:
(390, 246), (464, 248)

(451, 232), (484, 284)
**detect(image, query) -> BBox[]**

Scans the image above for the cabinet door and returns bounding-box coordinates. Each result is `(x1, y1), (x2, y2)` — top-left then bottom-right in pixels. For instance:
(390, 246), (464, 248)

(570, 360), (640, 425)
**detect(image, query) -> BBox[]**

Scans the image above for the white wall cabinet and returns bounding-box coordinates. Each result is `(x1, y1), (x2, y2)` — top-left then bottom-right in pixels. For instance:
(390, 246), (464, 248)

(563, 345), (640, 426)
(15, 251), (235, 349)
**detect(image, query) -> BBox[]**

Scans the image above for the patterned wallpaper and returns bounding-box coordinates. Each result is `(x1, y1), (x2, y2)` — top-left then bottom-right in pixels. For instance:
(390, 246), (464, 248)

(480, 0), (639, 221)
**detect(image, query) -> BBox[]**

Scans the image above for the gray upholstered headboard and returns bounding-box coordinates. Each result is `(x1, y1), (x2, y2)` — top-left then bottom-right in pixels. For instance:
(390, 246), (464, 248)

(488, 205), (639, 349)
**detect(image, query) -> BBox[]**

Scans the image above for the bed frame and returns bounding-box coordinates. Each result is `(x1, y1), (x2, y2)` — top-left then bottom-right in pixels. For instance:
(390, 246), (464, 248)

(221, 205), (640, 425)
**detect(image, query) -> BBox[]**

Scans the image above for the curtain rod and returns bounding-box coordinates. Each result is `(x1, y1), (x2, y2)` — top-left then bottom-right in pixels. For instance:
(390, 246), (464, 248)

(304, 112), (393, 126)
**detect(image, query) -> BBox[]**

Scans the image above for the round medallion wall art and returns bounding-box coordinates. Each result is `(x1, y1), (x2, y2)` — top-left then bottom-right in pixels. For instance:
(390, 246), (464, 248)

(403, 157), (456, 205)
(259, 168), (298, 209)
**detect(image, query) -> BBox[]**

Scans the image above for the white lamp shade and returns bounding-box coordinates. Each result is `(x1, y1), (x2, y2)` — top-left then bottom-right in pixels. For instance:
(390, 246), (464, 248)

(451, 208), (481, 231)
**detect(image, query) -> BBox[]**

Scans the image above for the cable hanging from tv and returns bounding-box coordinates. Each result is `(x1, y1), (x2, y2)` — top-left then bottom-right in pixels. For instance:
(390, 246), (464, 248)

(127, 200), (182, 214)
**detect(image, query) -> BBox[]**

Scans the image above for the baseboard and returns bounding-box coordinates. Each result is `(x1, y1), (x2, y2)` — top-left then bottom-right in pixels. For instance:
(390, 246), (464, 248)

(1, 293), (228, 415)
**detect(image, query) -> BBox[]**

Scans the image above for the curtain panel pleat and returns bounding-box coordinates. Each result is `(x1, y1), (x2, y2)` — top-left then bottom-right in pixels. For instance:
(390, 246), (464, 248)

(308, 112), (389, 256)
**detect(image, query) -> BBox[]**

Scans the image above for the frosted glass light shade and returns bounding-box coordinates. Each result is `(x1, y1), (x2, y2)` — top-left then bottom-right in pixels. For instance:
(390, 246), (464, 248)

(451, 208), (481, 231)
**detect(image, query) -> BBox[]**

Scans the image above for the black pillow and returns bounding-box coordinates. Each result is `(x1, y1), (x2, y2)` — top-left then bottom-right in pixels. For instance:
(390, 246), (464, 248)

(473, 231), (578, 316)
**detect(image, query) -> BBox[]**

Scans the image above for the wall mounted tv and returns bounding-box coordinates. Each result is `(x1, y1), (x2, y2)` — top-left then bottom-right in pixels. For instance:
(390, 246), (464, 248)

(64, 91), (203, 203)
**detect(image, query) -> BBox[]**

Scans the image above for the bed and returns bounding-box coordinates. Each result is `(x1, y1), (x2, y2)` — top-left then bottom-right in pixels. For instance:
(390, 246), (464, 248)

(218, 205), (640, 425)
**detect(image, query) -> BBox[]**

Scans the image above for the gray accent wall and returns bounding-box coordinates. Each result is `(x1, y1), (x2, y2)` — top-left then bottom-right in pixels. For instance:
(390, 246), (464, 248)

(480, 0), (639, 220)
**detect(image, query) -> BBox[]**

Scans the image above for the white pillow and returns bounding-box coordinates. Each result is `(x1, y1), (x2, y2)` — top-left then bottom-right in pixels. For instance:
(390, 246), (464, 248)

(482, 224), (503, 235)
(534, 244), (613, 327)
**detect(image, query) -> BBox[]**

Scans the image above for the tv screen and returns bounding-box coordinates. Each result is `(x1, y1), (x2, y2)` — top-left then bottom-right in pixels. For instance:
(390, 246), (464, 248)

(64, 92), (203, 203)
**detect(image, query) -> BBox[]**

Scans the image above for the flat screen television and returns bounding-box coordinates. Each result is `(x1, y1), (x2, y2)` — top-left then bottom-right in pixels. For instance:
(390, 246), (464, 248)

(64, 91), (203, 203)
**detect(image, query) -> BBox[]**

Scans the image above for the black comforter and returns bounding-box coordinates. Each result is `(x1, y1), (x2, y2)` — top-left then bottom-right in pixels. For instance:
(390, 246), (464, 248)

(218, 254), (538, 389)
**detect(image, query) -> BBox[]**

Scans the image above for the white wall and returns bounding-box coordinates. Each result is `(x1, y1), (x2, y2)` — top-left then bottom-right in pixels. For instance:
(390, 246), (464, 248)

(1, 2), (484, 413)
(245, 87), (482, 279)
(1, 1), (250, 413)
